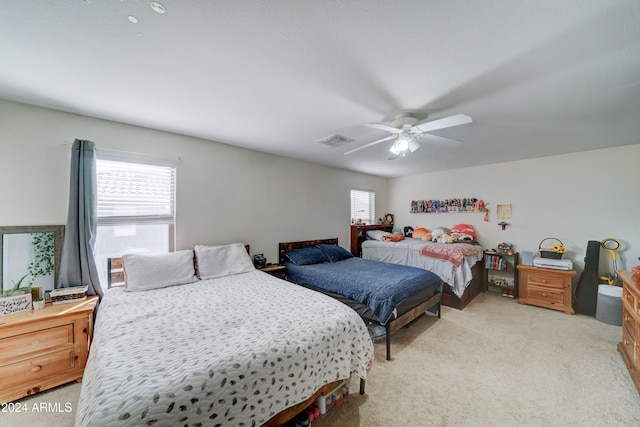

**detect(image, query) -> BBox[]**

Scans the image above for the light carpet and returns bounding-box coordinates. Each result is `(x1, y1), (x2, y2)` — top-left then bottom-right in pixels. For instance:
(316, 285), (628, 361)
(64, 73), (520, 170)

(4, 292), (639, 426)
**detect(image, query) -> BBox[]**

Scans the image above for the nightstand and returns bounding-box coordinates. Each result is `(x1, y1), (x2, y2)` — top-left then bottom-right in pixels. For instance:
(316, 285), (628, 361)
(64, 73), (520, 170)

(0, 296), (98, 402)
(517, 265), (576, 314)
(260, 264), (287, 280)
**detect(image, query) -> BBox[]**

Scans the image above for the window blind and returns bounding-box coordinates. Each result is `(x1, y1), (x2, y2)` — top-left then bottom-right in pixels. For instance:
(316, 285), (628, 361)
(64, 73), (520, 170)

(96, 158), (176, 225)
(350, 189), (375, 224)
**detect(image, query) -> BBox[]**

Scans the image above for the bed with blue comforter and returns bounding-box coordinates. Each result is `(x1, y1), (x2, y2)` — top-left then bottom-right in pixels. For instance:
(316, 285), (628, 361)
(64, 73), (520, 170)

(279, 238), (443, 360)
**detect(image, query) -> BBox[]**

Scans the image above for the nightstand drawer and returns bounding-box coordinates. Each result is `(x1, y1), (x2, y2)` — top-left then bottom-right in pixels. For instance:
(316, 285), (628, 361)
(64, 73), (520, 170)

(526, 273), (565, 289)
(0, 324), (74, 363)
(0, 348), (75, 387)
(528, 285), (564, 304)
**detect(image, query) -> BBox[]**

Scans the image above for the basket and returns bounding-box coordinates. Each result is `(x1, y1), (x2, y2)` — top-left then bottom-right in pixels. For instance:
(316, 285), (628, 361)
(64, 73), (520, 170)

(50, 286), (88, 305)
(538, 238), (564, 259)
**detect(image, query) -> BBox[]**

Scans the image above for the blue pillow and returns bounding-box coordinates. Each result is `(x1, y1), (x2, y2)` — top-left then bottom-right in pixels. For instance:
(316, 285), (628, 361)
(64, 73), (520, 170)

(317, 244), (353, 262)
(285, 246), (329, 265)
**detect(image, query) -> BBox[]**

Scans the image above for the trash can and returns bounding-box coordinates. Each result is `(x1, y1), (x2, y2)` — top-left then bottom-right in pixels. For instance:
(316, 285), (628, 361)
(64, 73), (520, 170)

(595, 284), (622, 326)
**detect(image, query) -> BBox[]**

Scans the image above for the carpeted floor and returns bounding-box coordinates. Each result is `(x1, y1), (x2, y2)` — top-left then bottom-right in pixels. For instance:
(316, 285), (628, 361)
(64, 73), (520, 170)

(4, 292), (639, 426)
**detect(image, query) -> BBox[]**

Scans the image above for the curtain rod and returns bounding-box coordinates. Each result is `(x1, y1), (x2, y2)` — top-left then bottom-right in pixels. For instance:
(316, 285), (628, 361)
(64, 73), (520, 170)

(63, 140), (181, 162)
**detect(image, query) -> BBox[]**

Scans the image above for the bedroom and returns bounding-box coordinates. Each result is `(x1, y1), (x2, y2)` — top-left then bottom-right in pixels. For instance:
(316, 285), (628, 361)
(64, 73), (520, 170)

(1, 1), (640, 426)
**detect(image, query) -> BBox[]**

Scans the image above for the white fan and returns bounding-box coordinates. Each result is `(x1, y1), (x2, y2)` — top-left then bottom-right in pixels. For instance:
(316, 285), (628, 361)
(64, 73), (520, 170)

(344, 113), (472, 160)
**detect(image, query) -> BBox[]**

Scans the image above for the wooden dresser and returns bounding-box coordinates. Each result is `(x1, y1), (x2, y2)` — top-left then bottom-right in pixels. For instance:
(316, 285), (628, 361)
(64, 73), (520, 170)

(618, 270), (640, 395)
(0, 296), (98, 402)
(517, 265), (576, 314)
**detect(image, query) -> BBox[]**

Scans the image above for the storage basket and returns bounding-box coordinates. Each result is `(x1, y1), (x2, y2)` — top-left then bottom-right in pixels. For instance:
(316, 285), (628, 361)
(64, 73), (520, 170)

(50, 286), (88, 305)
(538, 238), (564, 259)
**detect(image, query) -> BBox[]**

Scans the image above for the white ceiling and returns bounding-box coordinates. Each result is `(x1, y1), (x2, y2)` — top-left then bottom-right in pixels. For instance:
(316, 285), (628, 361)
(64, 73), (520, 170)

(1, 1), (639, 177)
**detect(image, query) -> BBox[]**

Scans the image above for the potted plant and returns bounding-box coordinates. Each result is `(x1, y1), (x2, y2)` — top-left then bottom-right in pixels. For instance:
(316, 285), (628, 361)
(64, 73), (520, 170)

(33, 297), (45, 310)
(3, 274), (31, 297)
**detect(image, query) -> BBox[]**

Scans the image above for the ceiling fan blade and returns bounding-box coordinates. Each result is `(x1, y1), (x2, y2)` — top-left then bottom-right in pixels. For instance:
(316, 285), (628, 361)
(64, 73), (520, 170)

(344, 135), (397, 155)
(418, 133), (463, 148)
(364, 123), (403, 134)
(412, 114), (472, 133)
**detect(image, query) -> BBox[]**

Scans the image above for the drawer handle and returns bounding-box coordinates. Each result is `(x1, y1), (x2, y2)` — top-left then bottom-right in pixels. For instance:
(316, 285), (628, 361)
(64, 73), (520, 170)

(31, 365), (42, 373)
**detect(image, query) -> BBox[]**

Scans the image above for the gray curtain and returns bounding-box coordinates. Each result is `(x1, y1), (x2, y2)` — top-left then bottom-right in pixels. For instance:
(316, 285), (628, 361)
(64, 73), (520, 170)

(57, 139), (103, 298)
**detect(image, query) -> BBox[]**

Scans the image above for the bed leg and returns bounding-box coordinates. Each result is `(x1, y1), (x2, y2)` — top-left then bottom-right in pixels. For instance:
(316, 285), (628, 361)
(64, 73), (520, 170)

(385, 324), (391, 361)
(438, 301), (441, 319)
(359, 378), (366, 395)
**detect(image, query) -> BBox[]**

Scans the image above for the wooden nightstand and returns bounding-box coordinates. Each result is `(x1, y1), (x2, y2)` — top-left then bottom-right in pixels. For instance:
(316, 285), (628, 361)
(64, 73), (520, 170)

(260, 264), (287, 280)
(517, 265), (576, 314)
(0, 296), (98, 402)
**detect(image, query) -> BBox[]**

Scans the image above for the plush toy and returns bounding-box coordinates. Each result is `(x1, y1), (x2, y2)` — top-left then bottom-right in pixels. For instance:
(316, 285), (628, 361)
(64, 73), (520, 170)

(412, 227), (430, 239)
(383, 233), (405, 242)
(430, 228), (444, 241)
(451, 223), (477, 241)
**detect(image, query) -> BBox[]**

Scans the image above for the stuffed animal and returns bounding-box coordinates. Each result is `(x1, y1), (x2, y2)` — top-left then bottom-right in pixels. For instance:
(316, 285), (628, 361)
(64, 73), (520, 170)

(451, 223), (476, 241)
(383, 233), (405, 242)
(412, 227), (430, 239)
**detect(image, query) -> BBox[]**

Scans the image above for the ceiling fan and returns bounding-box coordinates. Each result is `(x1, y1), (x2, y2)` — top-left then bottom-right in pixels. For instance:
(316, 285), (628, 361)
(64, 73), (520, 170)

(344, 113), (472, 160)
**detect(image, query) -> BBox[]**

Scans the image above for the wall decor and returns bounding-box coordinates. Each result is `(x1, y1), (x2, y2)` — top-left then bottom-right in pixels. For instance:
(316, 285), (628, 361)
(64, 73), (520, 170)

(496, 204), (512, 219)
(410, 198), (487, 213)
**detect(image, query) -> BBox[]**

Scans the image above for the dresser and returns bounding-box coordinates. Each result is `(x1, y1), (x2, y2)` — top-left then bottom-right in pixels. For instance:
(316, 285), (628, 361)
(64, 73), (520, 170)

(618, 270), (640, 395)
(0, 296), (98, 402)
(517, 265), (576, 314)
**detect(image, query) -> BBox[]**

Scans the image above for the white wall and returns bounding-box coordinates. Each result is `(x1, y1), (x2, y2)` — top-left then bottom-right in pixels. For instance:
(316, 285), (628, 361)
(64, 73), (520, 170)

(0, 100), (387, 263)
(388, 144), (640, 275)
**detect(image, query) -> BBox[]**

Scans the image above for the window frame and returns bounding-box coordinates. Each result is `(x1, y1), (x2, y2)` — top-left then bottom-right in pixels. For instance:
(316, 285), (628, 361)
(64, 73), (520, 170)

(350, 189), (375, 225)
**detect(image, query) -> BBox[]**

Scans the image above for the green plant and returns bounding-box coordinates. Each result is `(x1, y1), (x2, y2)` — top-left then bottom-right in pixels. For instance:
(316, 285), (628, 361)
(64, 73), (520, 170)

(34, 297), (44, 302)
(28, 232), (55, 285)
(5, 273), (30, 296)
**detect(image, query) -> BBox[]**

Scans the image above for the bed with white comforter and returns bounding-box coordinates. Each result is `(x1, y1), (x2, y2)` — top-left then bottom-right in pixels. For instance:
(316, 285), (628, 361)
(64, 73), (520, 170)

(76, 269), (373, 427)
(362, 239), (482, 298)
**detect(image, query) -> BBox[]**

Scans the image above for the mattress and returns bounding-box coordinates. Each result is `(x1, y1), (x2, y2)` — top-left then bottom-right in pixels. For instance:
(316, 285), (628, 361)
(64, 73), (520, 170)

(76, 270), (373, 427)
(285, 257), (443, 324)
(361, 239), (482, 298)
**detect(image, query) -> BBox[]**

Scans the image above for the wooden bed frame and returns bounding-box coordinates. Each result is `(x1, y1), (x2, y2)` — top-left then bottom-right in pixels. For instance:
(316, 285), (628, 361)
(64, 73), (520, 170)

(440, 261), (483, 310)
(355, 240), (483, 310)
(279, 238), (441, 361)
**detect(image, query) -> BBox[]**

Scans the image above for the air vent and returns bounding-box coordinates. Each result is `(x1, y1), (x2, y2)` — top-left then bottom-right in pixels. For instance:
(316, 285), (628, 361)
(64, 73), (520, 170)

(317, 134), (354, 148)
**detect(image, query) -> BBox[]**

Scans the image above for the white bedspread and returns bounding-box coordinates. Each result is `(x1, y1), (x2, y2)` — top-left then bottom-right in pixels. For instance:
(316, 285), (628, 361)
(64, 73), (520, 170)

(362, 239), (482, 298)
(76, 270), (373, 427)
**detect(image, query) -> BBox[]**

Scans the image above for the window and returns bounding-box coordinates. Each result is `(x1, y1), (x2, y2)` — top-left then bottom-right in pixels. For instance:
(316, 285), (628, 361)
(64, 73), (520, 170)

(350, 189), (375, 225)
(94, 155), (176, 290)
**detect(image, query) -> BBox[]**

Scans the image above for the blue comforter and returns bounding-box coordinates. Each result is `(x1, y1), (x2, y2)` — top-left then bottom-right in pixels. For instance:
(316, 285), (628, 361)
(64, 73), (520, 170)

(285, 257), (443, 324)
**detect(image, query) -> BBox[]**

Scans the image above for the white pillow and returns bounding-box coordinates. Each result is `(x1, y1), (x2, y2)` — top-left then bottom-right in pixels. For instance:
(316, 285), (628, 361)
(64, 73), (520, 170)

(123, 250), (197, 291)
(367, 230), (391, 241)
(195, 243), (255, 280)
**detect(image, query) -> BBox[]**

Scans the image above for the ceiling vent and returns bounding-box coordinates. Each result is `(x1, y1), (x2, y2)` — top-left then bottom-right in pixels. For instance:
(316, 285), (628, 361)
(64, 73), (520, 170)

(318, 134), (354, 148)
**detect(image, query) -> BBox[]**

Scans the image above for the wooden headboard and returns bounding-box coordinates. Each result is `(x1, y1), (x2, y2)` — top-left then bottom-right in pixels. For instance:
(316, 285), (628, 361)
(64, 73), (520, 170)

(278, 238), (338, 264)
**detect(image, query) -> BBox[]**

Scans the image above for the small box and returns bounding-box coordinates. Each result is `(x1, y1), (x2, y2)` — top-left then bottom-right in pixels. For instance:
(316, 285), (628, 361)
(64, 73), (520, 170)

(50, 286), (88, 305)
(0, 292), (33, 317)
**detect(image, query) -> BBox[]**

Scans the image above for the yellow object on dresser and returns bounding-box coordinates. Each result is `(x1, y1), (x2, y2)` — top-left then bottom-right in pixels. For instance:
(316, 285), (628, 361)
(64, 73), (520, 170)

(0, 296), (98, 403)
(618, 270), (640, 395)
(517, 265), (576, 314)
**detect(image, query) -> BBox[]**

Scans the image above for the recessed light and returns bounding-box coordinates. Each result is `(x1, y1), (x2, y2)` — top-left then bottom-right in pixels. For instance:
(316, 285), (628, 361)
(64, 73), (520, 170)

(128, 15), (138, 23)
(150, 1), (166, 14)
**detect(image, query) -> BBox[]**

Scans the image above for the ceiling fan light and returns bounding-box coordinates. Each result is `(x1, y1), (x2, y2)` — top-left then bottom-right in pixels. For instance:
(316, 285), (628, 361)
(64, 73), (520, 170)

(396, 135), (409, 152)
(408, 138), (420, 153)
(389, 141), (401, 155)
